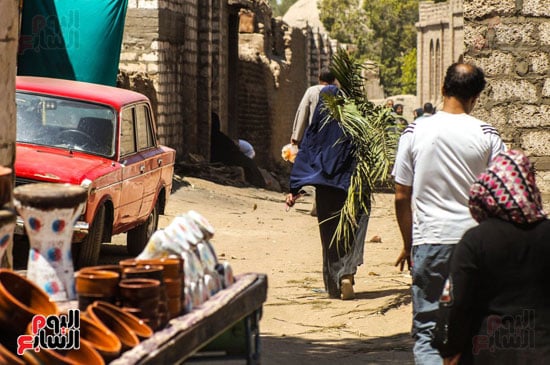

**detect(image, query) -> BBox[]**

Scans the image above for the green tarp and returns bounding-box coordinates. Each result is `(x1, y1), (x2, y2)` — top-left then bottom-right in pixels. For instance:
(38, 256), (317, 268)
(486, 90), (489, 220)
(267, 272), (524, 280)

(18, 0), (128, 86)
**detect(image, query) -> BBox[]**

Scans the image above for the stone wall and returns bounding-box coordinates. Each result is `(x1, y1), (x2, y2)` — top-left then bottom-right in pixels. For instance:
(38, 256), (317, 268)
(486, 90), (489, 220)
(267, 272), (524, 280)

(463, 0), (550, 192)
(416, 0), (464, 108)
(119, 0), (335, 172)
(0, 0), (18, 171)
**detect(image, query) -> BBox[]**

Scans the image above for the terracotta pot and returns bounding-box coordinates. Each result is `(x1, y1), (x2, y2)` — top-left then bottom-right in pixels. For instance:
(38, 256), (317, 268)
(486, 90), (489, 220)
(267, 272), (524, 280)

(122, 265), (164, 282)
(93, 301), (153, 340)
(119, 258), (138, 269)
(0, 343), (25, 365)
(75, 269), (120, 297)
(164, 277), (182, 298)
(166, 297), (182, 318)
(136, 257), (182, 280)
(84, 264), (122, 276)
(0, 269), (58, 334)
(119, 278), (161, 300)
(79, 315), (121, 361)
(86, 304), (140, 351)
(77, 293), (116, 311)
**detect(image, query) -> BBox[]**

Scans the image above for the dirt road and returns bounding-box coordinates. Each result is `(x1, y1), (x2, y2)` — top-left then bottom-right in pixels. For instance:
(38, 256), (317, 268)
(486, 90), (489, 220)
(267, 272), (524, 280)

(103, 176), (415, 364)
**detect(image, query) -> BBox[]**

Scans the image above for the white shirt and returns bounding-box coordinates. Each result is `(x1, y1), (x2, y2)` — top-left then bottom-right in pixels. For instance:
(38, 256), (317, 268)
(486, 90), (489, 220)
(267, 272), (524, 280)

(392, 111), (506, 245)
(290, 84), (326, 143)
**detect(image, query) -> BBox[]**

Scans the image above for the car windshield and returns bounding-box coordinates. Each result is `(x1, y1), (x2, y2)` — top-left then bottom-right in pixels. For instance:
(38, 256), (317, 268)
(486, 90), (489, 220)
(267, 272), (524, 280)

(16, 92), (116, 158)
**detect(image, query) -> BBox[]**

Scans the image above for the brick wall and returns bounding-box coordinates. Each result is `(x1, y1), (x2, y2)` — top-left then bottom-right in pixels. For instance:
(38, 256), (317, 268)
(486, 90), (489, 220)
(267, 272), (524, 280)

(463, 0), (550, 192)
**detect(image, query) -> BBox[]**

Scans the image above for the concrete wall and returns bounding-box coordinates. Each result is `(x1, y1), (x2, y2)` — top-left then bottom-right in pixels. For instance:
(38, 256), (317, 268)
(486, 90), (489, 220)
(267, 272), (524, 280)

(463, 0), (550, 192)
(0, 0), (18, 172)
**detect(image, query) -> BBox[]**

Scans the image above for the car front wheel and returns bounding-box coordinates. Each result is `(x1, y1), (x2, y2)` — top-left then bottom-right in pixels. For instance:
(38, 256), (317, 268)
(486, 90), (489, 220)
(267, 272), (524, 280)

(74, 204), (105, 269)
(127, 200), (159, 257)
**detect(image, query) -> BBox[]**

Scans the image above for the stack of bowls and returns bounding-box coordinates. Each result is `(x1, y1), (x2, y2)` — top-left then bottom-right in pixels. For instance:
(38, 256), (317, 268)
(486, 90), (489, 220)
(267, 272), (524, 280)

(118, 278), (161, 330)
(75, 269), (120, 310)
(79, 315), (122, 361)
(137, 258), (183, 320)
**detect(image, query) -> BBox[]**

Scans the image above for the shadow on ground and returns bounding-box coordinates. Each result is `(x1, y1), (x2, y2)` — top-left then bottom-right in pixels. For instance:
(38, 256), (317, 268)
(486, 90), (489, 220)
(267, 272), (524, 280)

(187, 332), (414, 365)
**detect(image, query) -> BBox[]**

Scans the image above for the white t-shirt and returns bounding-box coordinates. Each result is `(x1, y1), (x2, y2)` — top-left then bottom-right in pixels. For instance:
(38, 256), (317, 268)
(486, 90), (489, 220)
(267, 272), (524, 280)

(392, 111), (506, 245)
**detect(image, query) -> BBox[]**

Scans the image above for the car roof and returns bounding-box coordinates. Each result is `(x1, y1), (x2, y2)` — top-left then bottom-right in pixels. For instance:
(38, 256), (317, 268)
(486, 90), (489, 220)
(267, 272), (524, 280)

(16, 76), (149, 109)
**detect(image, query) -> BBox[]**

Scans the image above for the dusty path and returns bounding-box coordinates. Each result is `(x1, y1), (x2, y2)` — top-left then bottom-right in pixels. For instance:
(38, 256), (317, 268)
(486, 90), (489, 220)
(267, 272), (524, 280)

(106, 176), (415, 364)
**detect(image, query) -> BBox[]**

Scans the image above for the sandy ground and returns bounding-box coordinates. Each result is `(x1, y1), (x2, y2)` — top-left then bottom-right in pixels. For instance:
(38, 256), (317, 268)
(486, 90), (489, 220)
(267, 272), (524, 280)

(121, 177), (416, 364)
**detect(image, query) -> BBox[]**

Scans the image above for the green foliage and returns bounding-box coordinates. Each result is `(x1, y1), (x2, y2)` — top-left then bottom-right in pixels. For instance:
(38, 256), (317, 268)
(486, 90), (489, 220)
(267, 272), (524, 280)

(319, 0), (419, 96)
(400, 48), (417, 95)
(363, 0), (418, 96)
(269, 0), (300, 17)
(324, 49), (400, 251)
(318, 0), (371, 59)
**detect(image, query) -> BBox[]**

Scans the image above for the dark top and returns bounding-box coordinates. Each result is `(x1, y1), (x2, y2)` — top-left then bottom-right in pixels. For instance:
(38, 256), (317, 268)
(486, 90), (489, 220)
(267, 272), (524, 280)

(289, 85), (354, 195)
(433, 218), (550, 364)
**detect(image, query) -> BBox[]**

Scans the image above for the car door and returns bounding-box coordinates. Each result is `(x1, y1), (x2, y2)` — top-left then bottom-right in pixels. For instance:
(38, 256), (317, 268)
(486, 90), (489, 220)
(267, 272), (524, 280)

(117, 107), (146, 226)
(135, 103), (164, 217)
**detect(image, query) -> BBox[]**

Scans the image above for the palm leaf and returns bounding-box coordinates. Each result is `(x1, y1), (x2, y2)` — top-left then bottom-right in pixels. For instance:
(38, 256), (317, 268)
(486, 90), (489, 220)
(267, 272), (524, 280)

(323, 48), (401, 252)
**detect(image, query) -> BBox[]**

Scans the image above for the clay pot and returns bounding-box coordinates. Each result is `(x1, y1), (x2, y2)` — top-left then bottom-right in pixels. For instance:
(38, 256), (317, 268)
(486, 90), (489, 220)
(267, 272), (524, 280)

(122, 265), (164, 282)
(136, 257), (182, 280)
(93, 301), (153, 340)
(164, 277), (182, 298)
(79, 315), (121, 361)
(77, 293), (116, 311)
(0, 343), (25, 365)
(0, 269), (58, 334)
(167, 297), (182, 318)
(75, 269), (120, 297)
(119, 258), (138, 269)
(87, 304), (140, 351)
(119, 278), (161, 300)
(85, 264), (122, 276)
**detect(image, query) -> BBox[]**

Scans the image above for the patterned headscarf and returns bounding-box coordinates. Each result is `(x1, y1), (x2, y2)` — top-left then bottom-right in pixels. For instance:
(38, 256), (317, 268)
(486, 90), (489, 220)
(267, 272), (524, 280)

(469, 150), (547, 224)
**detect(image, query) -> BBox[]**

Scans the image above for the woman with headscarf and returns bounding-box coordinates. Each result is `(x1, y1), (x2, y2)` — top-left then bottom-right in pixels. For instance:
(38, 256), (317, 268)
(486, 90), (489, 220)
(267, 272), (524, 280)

(285, 84), (369, 300)
(432, 149), (550, 365)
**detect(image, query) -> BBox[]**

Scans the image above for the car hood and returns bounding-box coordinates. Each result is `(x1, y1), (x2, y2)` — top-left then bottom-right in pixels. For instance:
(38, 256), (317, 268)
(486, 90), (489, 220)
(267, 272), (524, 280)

(15, 144), (115, 184)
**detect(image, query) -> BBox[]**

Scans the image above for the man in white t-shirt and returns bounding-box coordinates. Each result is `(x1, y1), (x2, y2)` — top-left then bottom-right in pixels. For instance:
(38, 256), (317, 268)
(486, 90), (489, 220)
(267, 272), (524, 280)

(392, 63), (505, 365)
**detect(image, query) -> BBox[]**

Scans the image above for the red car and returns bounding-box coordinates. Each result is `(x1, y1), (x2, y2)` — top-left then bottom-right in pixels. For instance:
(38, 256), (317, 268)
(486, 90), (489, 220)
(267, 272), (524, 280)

(15, 76), (176, 268)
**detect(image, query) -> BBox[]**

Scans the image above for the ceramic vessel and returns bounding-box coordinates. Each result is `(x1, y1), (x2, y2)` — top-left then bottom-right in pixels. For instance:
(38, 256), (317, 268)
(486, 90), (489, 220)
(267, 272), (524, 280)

(75, 269), (120, 297)
(25, 335), (104, 365)
(79, 315), (121, 361)
(86, 304), (140, 351)
(13, 183), (87, 301)
(93, 301), (153, 340)
(0, 269), (58, 334)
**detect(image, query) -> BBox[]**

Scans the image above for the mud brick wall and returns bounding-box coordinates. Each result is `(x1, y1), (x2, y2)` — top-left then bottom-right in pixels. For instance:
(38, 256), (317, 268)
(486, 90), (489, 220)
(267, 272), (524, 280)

(0, 0), (18, 169)
(463, 0), (550, 192)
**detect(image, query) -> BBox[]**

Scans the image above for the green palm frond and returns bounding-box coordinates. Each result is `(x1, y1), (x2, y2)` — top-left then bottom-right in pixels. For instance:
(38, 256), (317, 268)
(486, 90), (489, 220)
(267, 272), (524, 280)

(324, 48), (401, 252)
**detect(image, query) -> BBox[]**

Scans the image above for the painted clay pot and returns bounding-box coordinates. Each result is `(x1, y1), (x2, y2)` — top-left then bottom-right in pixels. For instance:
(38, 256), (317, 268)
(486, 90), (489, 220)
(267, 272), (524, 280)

(0, 209), (16, 269)
(0, 269), (58, 334)
(13, 183), (87, 301)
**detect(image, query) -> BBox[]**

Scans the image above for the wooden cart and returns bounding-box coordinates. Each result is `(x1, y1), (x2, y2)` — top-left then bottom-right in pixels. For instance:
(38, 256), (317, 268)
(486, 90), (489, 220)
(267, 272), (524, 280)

(110, 273), (268, 364)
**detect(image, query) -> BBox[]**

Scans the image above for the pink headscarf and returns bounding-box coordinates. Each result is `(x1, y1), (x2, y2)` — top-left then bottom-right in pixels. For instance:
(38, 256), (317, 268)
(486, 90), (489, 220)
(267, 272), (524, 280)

(469, 150), (547, 224)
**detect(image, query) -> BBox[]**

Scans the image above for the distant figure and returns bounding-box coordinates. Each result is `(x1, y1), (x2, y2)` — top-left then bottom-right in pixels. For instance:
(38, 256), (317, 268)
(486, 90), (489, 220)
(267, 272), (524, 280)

(210, 113), (265, 188)
(392, 103), (408, 127)
(413, 108), (424, 120)
(290, 68), (336, 146)
(385, 99), (395, 109)
(423, 102), (435, 117)
(238, 139), (255, 159)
